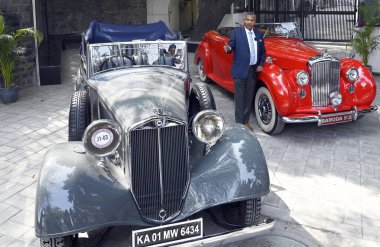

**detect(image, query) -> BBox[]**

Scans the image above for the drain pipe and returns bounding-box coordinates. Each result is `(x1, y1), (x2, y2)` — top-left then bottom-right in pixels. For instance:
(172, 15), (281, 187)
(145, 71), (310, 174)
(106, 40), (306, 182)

(32, 0), (41, 86)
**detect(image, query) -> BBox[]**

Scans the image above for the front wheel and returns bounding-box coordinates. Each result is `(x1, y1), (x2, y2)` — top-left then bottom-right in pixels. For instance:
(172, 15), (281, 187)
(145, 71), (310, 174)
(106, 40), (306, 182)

(40, 236), (74, 247)
(68, 90), (91, 141)
(189, 82), (216, 121)
(221, 198), (261, 227)
(254, 87), (285, 134)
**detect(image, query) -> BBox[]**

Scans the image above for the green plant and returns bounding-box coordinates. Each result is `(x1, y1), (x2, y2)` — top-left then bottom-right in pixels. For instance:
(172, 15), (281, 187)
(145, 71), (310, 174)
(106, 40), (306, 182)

(351, 0), (380, 66)
(0, 13), (43, 88)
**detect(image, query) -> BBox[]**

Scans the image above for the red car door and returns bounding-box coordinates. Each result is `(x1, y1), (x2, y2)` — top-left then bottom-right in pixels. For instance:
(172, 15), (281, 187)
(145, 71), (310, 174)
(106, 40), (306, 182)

(209, 34), (234, 92)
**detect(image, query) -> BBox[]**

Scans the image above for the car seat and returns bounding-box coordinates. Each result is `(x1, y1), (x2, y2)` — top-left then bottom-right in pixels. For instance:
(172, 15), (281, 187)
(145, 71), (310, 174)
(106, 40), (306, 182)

(133, 52), (148, 65)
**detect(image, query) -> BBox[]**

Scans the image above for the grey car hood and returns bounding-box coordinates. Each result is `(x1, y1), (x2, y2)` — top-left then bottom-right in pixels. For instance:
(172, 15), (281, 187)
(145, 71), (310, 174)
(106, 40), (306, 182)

(89, 67), (188, 129)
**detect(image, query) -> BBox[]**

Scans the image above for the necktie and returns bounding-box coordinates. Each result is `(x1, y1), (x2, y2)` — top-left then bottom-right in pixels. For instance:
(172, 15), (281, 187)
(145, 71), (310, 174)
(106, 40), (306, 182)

(248, 31), (256, 65)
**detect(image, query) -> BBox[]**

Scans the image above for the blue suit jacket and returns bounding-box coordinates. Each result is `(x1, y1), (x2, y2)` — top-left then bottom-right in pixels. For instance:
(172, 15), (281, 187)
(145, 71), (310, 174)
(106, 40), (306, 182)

(228, 27), (266, 79)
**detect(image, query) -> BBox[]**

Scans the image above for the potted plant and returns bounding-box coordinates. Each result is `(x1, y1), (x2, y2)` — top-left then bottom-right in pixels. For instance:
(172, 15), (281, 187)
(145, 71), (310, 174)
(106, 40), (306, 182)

(0, 13), (43, 104)
(351, 0), (380, 70)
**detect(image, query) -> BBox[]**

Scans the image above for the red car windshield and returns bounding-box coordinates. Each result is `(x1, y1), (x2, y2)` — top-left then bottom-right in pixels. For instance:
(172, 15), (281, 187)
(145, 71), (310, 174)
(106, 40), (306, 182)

(217, 22), (303, 40)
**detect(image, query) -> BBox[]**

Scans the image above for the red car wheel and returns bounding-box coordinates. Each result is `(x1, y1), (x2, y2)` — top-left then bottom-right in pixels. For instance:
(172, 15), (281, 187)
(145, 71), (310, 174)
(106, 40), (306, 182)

(254, 87), (285, 134)
(198, 59), (210, 83)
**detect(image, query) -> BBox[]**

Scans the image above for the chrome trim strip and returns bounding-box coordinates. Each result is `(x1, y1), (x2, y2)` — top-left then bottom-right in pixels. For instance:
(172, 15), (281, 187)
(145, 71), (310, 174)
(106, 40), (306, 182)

(282, 116), (319, 124)
(157, 128), (164, 207)
(282, 105), (377, 125)
(175, 218), (275, 247)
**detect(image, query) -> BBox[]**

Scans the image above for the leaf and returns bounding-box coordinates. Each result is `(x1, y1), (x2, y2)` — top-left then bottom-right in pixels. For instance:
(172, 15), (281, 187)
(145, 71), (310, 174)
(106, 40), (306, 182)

(0, 13), (43, 88)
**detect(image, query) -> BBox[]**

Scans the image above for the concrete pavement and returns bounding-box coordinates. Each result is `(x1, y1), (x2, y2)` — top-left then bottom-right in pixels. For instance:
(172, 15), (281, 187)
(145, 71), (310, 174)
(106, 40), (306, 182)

(0, 43), (379, 246)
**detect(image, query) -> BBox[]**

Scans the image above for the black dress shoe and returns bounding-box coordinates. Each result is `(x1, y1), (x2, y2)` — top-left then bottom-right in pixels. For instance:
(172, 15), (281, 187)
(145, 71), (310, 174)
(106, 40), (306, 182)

(244, 123), (253, 131)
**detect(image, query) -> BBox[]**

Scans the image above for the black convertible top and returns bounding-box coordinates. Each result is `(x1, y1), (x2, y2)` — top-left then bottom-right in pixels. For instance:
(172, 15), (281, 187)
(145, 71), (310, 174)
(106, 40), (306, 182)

(84, 20), (176, 44)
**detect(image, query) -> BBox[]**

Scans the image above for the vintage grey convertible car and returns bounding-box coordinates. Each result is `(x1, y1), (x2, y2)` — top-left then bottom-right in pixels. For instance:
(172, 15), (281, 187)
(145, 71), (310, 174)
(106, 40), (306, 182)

(35, 21), (274, 247)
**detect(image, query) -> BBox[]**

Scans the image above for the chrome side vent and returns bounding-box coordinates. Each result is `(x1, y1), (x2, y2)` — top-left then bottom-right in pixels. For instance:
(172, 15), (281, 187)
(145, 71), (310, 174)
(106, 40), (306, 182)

(129, 119), (189, 223)
(309, 57), (340, 107)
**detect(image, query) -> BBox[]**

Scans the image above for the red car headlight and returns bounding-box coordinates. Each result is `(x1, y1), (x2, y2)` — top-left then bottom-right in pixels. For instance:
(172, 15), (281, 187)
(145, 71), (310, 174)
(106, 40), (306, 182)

(296, 71), (309, 86)
(346, 67), (359, 82)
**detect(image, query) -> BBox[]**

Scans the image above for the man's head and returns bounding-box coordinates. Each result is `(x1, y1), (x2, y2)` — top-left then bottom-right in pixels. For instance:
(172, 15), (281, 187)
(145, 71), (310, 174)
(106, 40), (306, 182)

(168, 44), (176, 55)
(244, 13), (256, 31)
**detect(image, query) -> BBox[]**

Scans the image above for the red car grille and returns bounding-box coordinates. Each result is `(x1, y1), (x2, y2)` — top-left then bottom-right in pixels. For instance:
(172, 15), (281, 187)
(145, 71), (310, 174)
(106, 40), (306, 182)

(310, 59), (340, 107)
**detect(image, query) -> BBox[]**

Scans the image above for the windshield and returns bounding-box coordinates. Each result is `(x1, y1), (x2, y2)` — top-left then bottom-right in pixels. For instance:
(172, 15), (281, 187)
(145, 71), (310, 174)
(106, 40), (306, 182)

(255, 22), (303, 39)
(217, 22), (303, 40)
(88, 41), (187, 76)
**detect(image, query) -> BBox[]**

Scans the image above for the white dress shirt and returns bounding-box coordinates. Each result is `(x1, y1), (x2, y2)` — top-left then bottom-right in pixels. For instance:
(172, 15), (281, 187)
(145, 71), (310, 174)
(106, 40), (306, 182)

(245, 27), (257, 65)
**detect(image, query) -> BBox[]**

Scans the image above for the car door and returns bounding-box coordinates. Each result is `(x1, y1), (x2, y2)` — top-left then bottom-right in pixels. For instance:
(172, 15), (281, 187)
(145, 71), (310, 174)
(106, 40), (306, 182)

(209, 33), (234, 92)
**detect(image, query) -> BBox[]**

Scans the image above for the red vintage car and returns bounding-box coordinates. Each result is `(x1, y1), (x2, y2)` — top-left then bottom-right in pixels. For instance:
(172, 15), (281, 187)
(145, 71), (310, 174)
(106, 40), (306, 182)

(194, 22), (378, 134)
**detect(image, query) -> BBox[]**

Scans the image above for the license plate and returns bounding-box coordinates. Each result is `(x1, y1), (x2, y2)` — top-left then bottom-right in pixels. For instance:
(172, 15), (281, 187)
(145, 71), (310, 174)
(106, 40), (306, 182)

(320, 112), (353, 126)
(132, 218), (203, 247)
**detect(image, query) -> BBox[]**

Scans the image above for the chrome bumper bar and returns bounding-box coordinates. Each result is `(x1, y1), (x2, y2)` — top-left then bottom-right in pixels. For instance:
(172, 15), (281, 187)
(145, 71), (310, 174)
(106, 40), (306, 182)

(358, 105), (378, 114)
(282, 105), (378, 125)
(175, 218), (275, 247)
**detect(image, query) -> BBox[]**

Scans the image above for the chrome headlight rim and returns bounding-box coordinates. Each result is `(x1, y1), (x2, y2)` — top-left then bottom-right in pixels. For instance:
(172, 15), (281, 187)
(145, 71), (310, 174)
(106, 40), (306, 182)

(192, 110), (225, 145)
(296, 70), (309, 86)
(346, 67), (359, 83)
(83, 119), (122, 157)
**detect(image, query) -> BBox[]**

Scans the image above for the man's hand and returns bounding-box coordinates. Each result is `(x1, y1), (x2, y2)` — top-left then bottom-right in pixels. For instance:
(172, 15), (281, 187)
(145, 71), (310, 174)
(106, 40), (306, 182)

(224, 43), (231, 53)
(256, 65), (263, 72)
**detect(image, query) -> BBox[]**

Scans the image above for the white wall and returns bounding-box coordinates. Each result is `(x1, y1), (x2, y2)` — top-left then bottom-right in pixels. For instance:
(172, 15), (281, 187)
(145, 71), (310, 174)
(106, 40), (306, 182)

(147, 0), (179, 31)
(368, 27), (380, 73)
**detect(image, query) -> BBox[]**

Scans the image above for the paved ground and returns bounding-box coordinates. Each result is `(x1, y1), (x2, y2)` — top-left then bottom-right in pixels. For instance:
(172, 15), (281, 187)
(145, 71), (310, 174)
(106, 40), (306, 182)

(0, 43), (379, 246)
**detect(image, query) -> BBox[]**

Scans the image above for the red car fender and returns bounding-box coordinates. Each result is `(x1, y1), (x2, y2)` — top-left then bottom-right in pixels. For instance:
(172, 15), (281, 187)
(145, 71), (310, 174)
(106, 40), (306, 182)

(340, 58), (377, 107)
(194, 41), (212, 76)
(258, 63), (292, 116)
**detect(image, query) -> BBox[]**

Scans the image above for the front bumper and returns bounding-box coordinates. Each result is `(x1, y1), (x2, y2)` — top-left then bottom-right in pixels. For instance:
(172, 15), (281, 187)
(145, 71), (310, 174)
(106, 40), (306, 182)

(175, 218), (275, 247)
(282, 105), (378, 125)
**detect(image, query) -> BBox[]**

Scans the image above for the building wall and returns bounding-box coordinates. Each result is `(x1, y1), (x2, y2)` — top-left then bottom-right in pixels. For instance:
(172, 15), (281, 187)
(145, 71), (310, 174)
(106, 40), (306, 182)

(44, 0), (147, 35)
(0, 0), (37, 88)
(147, 0), (179, 31)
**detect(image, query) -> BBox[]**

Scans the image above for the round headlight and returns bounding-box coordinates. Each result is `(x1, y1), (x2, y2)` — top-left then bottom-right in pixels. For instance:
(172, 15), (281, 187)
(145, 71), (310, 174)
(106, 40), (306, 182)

(192, 110), (225, 144)
(83, 120), (121, 157)
(296, 71), (309, 86)
(329, 92), (342, 106)
(346, 68), (358, 82)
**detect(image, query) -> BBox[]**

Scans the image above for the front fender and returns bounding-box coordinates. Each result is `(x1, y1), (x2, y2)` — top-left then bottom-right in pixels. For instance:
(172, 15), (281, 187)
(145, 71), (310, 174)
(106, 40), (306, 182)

(259, 64), (292, 116)
(179, 126), (270, 218)
(35, 143), (144, 238)
(340, 58), (377, 106)
(35, 127), (270, 236)
(194, 41), (212, 75)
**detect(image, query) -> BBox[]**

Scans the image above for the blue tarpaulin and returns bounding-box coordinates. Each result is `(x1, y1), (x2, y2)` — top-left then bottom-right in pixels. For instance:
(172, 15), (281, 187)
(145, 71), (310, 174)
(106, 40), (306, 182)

(84, 20), (175, 44)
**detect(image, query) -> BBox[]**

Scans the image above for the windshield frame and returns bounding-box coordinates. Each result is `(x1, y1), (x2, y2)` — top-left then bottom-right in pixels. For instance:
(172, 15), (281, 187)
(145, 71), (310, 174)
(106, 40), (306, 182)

(87, 40), (188, 78)
(255, 22), (303, 40)
(216, 22), (303, 40)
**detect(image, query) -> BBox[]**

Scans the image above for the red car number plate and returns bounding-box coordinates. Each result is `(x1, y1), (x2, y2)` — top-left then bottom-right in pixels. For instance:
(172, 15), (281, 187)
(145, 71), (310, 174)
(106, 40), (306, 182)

(320, 112), (353, 126)
(132, 218), (203, 247)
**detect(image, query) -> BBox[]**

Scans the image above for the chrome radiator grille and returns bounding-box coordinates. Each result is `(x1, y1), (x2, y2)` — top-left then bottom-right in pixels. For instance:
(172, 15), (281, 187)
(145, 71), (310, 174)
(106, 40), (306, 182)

(129, 122), (189, 223)
(310, 58), (340, 107)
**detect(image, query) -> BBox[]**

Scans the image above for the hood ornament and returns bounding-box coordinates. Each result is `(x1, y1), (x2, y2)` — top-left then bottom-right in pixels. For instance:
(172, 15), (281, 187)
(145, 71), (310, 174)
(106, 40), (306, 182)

(153, 108), (163, 115)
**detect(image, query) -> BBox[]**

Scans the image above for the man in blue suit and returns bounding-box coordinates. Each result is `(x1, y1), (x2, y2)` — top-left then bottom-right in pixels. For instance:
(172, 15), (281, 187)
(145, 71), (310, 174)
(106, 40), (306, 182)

(224, 13), (266, 131)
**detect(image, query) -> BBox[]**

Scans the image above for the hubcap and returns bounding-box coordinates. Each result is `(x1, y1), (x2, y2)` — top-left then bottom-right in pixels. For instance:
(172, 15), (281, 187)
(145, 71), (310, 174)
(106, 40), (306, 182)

(199, 61), (206, 80)
(258, 94), (272, 125)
